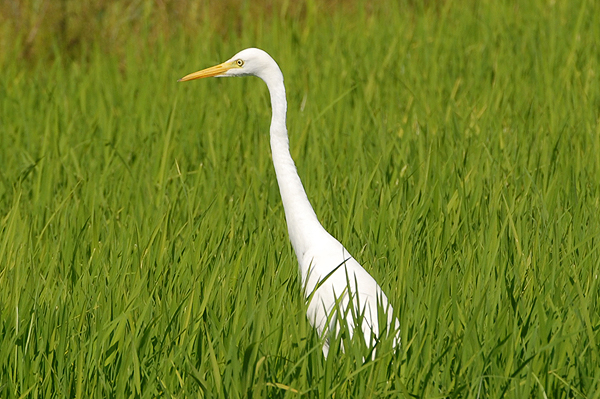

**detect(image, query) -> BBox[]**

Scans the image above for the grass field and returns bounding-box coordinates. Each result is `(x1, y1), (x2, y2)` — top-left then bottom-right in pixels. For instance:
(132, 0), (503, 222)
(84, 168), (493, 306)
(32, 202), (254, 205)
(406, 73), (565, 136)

(1, 0), (600, 397)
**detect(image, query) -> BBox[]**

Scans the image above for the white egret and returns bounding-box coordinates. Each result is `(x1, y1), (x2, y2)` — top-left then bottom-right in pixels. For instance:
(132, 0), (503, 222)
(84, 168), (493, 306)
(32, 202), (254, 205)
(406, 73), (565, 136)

(179, 48), (399, 356)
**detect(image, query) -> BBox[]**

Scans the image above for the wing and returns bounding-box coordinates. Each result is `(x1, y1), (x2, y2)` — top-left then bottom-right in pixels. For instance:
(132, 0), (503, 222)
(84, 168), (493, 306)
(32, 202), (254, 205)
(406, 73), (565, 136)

(299, 234), (398, 355)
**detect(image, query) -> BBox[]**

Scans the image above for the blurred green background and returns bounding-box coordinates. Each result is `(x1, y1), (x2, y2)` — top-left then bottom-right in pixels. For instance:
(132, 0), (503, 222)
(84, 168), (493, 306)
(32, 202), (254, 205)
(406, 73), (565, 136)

(1, 0), (600, 397)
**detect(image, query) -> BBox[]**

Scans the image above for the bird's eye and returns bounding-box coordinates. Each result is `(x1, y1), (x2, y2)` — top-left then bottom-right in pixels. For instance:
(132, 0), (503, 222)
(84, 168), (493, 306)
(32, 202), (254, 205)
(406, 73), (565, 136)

(236, 59), (244, 67)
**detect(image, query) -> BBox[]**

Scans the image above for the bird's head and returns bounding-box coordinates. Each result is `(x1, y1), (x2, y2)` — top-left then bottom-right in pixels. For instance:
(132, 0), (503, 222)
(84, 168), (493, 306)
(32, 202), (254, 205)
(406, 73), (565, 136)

(178, 48), (280, 83)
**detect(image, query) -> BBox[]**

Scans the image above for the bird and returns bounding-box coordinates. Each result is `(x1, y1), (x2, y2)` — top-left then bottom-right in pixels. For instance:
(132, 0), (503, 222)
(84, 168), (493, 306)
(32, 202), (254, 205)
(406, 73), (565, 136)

(179, 48), (399, 357)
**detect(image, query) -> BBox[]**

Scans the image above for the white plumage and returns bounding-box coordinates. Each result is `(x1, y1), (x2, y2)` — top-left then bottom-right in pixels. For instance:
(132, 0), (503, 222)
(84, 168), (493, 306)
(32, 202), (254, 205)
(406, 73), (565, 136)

(180, 48), (399, 356)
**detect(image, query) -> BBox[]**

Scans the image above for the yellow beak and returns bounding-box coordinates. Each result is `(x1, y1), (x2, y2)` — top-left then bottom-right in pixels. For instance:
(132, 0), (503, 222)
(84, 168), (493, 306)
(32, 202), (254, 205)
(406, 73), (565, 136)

(178, 61), (235, 82)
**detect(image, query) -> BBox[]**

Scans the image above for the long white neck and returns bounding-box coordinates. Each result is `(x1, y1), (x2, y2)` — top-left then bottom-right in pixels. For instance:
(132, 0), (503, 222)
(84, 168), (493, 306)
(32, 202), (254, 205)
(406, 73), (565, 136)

(260, 68), (327, 259)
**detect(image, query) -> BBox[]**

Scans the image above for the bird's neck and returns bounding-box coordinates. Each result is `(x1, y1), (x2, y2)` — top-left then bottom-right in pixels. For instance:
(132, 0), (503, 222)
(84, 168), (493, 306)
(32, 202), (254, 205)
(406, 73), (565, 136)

(266, 78), (326, 258)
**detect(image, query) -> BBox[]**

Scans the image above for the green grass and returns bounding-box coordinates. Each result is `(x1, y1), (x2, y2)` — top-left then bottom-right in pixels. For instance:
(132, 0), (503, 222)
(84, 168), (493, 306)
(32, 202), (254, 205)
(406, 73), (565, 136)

(1, 0), (600, 397)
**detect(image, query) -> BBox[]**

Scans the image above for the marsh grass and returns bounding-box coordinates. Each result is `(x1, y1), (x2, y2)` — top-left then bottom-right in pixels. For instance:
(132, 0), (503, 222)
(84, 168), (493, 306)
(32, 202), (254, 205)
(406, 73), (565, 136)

(1, 0), (600, 397)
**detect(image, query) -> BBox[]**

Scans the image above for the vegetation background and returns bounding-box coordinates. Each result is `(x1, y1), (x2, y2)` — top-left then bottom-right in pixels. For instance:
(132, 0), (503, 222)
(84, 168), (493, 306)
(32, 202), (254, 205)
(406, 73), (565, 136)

(1, 0), (599, 397)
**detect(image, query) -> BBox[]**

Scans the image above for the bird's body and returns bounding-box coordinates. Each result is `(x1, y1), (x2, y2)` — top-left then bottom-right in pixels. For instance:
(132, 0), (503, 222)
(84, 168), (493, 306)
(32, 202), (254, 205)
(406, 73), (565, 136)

(180, 48), (399, 356)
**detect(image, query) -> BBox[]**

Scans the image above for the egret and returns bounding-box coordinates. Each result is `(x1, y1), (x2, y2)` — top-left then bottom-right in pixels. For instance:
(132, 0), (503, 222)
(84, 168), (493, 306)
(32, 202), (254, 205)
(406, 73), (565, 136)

(179, 48), (399, 356)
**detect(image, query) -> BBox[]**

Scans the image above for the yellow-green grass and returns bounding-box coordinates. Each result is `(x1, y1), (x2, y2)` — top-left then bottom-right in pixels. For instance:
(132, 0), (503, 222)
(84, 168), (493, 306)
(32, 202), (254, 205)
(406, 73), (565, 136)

(1, 0), (599, 397)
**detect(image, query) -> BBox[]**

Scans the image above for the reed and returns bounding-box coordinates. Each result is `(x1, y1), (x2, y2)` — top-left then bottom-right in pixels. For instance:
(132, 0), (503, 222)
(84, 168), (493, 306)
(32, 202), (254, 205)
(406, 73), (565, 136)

(1, 0), (599, 397)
